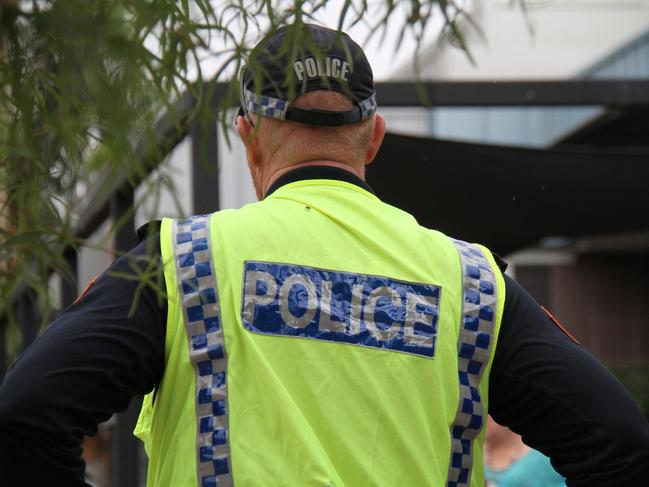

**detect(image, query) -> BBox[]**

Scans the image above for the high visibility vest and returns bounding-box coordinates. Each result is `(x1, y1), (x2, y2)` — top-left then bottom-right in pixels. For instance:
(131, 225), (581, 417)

(135, 178), (505, 487)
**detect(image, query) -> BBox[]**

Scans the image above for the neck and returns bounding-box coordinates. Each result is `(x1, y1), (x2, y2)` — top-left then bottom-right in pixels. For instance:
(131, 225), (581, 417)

(262, 160), (364, 197)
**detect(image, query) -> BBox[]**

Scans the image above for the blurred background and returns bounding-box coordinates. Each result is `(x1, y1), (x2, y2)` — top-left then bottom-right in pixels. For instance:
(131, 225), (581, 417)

(1, 0), (648, 485)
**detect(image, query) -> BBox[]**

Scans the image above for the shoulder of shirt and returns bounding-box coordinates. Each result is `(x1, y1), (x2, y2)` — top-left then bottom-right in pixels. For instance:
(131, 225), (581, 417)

(493, 252), (508, 273)
(136, 220), (162, 242)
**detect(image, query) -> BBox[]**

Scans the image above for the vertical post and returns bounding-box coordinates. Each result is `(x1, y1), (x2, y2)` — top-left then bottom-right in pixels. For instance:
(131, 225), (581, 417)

(60, 247), (79, 309)
(0, 317), (6, 379)
(191, 112), (220, 214)
(16, 292), (39, 351)
(109, 186), (141, 487)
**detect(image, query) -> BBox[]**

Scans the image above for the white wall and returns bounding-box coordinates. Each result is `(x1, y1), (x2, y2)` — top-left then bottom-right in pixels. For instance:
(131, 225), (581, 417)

(380, 107), (433, 137)
(134, 137), (193, 228)
(77, 219), (114, 294)
(218, 114), (258, 210)
(393, 0), (649, 80)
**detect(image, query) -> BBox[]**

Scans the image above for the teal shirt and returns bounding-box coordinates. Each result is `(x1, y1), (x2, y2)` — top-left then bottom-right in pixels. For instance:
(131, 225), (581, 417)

(485, 449), (566, 487)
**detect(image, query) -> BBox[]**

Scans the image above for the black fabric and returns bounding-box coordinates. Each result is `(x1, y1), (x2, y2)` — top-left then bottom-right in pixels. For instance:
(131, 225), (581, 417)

(136, 220), (162, 243)
(0, 238), (166, 486)
(369, 133), (649, 255)
(1, 167), (648, 485)
(265, 164), (374, 197)
(285, 105), (363, 126)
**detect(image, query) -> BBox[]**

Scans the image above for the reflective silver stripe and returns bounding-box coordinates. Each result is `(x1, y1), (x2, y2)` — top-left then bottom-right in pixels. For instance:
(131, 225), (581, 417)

(172, 216), (233, 487)
(243, 86), (377, 122)
(447, 239), (498, 487)
(358, 94), (377, 119)
(243, 87), (289, 120)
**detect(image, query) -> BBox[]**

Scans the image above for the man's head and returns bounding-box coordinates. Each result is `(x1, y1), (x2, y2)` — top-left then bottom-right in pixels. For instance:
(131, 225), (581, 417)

(236, 23), (385, 199)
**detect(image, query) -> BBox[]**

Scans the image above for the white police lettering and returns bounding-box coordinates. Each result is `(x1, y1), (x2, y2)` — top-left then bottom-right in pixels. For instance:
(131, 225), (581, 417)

(340, 61), (349, 81)
(305, 58), (318, 78)
(363, 286), (402, 342)
(331, 58), (341, 79)
(293, 57), (351, 83)
(324, 57), (332, 77)
(320, 280), (346, 333)
(349, 283), (364, 336)
(278, 273), (318, 329)
(242, 262), (440, 358)
(404, 292), (437, 348)
(293, 62), (306, 82)
(242, 270), (277, 325)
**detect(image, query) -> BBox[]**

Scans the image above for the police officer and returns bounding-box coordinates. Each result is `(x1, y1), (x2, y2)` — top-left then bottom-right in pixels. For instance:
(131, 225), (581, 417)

(1, 23), (648, 487)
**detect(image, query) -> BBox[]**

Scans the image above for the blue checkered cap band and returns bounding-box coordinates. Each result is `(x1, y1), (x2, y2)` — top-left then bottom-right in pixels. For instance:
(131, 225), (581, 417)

(359, 94), (377, 119)
(243, 87), (376, 122)
(244, 88), (289, 120)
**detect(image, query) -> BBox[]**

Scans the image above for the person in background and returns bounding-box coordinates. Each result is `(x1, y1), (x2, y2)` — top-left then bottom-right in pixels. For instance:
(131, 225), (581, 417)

(484, 415), (565, 487)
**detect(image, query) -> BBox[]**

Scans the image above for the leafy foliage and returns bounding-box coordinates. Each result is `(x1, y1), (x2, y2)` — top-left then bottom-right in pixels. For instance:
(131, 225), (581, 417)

(0, 0), (476, 364)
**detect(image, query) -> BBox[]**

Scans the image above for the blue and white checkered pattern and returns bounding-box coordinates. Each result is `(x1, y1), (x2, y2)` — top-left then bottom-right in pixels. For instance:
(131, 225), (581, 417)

(243, 87), (377, 122)
(447, 239), (497, 487)
(243, 87), (289, 120)
(173, 215), (232, 487)
(358, 94), (377, 119)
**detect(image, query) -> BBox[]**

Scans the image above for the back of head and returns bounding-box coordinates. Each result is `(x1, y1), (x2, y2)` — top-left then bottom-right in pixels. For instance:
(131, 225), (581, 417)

(253, 90), (375, 166)
(239, 23), (376, 126)
(237, 23), (383, 188)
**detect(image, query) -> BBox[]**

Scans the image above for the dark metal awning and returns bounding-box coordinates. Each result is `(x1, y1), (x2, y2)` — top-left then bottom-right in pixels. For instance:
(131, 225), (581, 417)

(368, 132), (649, 256)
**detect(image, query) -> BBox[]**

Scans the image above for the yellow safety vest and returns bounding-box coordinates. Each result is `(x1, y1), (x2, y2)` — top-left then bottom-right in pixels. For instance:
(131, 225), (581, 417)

(135, 178), (505, 486)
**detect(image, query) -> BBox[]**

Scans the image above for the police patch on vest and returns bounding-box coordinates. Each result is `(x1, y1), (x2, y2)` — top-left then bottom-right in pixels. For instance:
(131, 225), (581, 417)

(241, 261), (440, 358)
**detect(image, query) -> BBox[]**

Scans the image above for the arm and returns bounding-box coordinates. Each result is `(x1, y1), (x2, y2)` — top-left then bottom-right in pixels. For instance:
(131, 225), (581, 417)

(489, 274), (649, 486)
(0, 237), (166, 486)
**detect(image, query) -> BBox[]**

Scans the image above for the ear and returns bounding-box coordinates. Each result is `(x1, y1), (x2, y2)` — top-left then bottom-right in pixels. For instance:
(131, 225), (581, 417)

(364, 113), (386, 166)
(236, 115), (261, 167)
